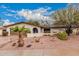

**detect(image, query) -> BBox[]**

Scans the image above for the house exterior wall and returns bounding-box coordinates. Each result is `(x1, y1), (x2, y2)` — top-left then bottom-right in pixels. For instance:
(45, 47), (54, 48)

(41, 28), (44, 33)
(4, 25), (67, 37)
(2, 23), (78, 37)
(50, 28), (65, 35)
(1, 24), (79, 37)
(0, 29), (2, 36)
(72, 28), (79, 35)
(5, 23), (44, 37)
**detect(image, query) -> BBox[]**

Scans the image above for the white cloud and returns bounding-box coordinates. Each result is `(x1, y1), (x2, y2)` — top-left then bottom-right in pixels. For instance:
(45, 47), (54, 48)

(17, 7), (53, 26)
(0, 5), (17, 13)
(3, 19), (14, 26)
(33, 7), (51, 14)
(18, 7), (52, 21)
(7, 9), (17, 13)
(4, 13), (20, 20)
(4, 13), (14, 16)
(0, 5), (54, 27)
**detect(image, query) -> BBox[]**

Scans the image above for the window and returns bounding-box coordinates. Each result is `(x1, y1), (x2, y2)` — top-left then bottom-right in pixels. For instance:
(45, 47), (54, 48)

(44, 28), (50, 33)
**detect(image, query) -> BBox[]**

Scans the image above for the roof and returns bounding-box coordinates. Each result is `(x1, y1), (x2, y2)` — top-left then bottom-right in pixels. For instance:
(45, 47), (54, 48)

(3, 22), (48, 28)
(0, 26), (6, 29)
(1, 22), (79, 29)
(50, 25), (79, 28)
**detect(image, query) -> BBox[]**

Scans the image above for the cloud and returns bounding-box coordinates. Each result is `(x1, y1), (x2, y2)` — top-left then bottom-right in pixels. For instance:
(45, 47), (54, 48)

(17, 7), (53, 26)
(0, 5), (17, 14)
(2, 19), (14, 26)
(18, 7), (52, 20)
(0, 5), (54, 26)
(4, 13), (14, 16)
(7, 9), (17, 13)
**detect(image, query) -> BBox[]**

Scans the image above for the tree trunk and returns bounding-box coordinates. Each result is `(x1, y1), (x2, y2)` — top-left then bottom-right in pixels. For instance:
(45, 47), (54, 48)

(18, 32), (24, 47)
(66, 25), (73, 36)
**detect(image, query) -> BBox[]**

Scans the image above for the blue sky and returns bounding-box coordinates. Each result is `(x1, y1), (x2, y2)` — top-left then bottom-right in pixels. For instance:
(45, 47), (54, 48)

(0, 3), (67, 11)
(0, 3), (68, 26)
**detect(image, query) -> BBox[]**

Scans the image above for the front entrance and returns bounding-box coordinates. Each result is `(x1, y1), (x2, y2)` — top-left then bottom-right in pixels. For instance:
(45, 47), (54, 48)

(33, 28), (38, 33)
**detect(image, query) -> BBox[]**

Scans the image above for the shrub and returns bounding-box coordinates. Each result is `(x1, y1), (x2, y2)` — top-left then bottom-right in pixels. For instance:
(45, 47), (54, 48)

(56, 32), (68, 40)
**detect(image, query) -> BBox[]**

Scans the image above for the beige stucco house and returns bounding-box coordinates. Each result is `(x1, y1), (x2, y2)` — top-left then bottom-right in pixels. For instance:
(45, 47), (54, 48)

(0, 22), (77, 37)
(0, 22), (54, 37)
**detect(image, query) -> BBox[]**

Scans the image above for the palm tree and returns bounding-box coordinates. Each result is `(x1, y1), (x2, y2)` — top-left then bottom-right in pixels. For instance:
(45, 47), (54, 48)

(11, 26), (30, 47)
(52, 4), (79, 35)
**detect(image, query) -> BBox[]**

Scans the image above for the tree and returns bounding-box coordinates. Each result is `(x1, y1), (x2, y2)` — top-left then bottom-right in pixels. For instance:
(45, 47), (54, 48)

(28, 19), (51, 27)
(28, 20), (40, 26)
(52, 4), (79, 36)
(11, 26), (30, 47)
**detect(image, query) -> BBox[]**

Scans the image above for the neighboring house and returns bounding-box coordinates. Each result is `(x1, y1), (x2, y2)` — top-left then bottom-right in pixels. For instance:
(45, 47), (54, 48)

(0, 26), (4, 36)
(0, 22), (78, 37)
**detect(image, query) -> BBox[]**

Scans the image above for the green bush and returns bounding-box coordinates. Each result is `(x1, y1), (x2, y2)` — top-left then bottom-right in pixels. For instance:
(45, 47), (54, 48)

(56, 32), (68, 40)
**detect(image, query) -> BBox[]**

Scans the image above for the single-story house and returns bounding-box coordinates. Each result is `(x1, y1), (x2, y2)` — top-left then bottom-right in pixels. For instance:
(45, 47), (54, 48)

(0, 22), (78, 37)
(0, 22), (53, 37)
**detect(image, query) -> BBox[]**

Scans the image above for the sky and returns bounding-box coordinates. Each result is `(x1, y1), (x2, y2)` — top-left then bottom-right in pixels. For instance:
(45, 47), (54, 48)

(0, 3), (68, 26)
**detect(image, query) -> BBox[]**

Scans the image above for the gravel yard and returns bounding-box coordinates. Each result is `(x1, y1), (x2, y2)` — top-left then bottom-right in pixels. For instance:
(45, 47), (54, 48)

(0, 35), (79, 55)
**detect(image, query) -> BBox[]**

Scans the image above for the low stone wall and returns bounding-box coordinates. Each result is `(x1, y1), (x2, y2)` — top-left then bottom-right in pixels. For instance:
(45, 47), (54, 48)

(27, 33), (44, 37)
(27, 30), (66, 37)
(27, 33), (55, 37)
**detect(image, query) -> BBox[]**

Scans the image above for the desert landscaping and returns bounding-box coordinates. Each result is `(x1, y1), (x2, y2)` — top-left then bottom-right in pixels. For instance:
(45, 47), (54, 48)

(0, 34), (79, 56)
(1, 3), (79, 56)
